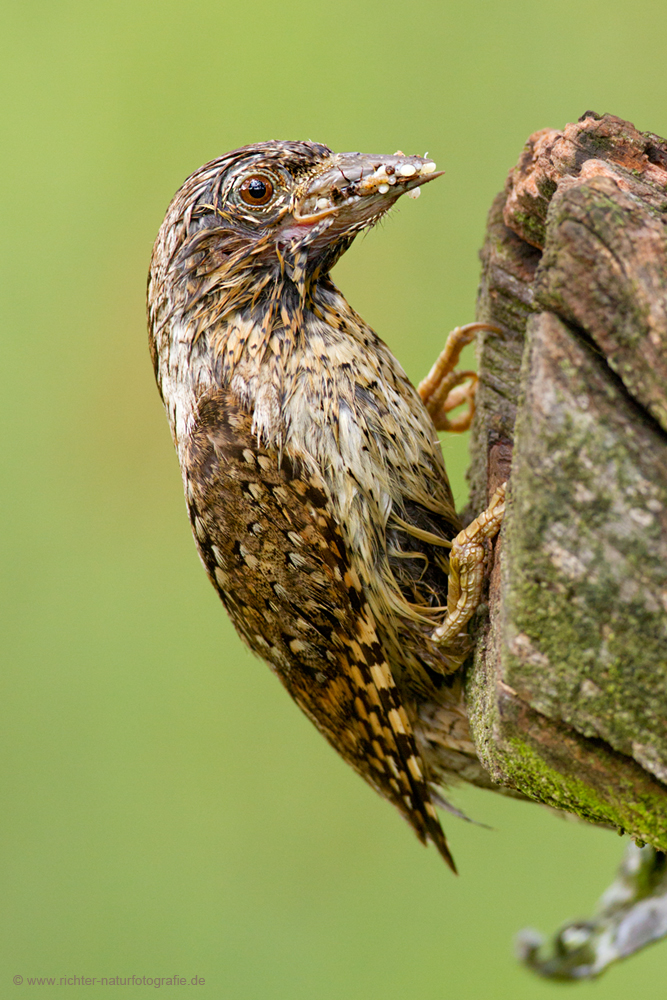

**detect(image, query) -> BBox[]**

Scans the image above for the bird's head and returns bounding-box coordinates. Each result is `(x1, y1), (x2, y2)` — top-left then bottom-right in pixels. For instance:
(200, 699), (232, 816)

(150, 140), (442, 335)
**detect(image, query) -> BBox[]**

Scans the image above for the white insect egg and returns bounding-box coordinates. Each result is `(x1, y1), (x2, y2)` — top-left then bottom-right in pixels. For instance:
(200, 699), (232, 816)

(421, 161), (437, 174)
(378, 183), (390, 194)
(398, 163), (417, 177)
(374, 164), (388, 177)
(316, 197), (330, 210)
(407, 188), (421, 200)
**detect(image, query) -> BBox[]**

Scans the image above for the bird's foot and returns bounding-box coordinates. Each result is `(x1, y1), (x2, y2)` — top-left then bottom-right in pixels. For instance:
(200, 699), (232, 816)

(418, 322), (502, 432)
(432, 483), (506, 648)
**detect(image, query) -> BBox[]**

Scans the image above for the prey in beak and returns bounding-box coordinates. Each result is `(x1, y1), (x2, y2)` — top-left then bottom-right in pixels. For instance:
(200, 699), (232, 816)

(282, 150), (443, 257)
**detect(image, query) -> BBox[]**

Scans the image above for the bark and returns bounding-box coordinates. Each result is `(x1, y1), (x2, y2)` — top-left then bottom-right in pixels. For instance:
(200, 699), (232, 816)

(466, 112), (667, 849)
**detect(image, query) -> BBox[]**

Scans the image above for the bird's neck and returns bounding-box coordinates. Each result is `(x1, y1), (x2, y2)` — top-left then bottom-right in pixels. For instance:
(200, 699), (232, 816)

(160, 277), (365, 456)
(214, 281), (374, 451)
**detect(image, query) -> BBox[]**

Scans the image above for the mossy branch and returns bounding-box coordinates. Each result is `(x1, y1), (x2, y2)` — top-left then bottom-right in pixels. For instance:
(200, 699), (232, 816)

(466, 112), (667, 848)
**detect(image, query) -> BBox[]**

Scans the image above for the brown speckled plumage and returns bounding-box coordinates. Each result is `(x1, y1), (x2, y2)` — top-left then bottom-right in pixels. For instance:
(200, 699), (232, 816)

(148, 140), (504, 872)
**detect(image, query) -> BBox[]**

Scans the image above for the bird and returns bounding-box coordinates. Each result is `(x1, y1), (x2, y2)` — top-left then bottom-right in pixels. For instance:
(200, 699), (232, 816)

(147, 140), (506, 872)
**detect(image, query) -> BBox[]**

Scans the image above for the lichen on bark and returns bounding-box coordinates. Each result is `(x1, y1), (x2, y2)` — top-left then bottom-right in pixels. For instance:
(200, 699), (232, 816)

(466, 112), (667, 849)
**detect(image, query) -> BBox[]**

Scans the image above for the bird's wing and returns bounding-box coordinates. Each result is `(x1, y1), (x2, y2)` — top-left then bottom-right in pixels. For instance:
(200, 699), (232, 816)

(183, 388), (456, 870)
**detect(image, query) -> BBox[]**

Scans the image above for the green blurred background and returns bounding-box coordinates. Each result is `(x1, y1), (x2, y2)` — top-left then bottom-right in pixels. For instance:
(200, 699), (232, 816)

(2, 0), (667, 996)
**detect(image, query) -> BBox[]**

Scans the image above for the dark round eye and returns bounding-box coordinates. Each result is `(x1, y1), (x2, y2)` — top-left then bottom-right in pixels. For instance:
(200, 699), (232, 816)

(239, 175), (274, 206)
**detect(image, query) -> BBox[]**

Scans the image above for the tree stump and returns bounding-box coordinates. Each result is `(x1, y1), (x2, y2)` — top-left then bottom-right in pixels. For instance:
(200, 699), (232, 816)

(466, 112), (667, 849)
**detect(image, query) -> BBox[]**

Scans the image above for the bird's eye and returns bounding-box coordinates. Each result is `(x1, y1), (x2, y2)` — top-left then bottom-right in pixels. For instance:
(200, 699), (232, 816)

(239, 175), (274, 207)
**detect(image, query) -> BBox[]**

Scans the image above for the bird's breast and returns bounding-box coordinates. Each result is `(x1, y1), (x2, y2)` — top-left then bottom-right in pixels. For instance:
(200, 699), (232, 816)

(161, 299), (456, 628)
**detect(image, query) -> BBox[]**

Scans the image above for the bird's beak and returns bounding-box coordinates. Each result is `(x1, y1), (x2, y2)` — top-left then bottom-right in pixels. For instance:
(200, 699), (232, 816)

(282, 151), (443, 246)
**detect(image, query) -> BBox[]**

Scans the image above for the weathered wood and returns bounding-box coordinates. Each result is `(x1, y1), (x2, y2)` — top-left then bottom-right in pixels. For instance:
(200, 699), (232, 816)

(466, 113), (667, 849)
